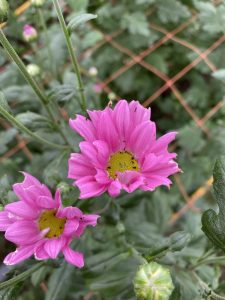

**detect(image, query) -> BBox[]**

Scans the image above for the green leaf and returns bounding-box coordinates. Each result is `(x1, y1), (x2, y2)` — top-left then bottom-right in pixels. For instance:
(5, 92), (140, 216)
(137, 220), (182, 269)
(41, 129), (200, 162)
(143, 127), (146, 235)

(0, 91), (11, 113)
(212, 69), (225, 81)
(67, 13), (97, 33)
(202, 156), (225, 251)
(157, 0), (190, 23)
(121, 12), (150, 36)
(15, 112), (51, 131)
(45, 262), (74, 300)
(195, 1), (225, 34)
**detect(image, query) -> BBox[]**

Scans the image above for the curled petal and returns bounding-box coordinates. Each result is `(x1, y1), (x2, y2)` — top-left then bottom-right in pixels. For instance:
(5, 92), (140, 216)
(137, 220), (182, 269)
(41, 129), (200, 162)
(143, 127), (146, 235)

(63, 247), (84, 268)
(4, 244), (35, 265)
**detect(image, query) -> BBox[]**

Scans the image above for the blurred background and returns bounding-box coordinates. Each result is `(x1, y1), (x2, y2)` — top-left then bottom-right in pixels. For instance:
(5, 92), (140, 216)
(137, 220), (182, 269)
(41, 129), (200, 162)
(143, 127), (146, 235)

(1, 0), (225, 299)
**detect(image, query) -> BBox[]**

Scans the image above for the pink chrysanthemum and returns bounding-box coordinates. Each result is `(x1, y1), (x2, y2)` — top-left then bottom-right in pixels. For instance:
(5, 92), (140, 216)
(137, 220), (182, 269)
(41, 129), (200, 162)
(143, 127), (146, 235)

(23, 24), (38, 42)
(0, 173), (99, 267)
(68, 100), (180, 199)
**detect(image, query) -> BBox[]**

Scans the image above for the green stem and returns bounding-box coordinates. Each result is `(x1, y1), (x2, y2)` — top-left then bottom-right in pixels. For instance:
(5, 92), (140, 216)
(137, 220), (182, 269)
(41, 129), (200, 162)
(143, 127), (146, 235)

(0, 28), (72, 148)
(0, 262), (45, 290)
(52, 0), (87, 112)
(37, 8), (56, 77)
(0, 28), (48, 105)
(0, 105), (68, 150)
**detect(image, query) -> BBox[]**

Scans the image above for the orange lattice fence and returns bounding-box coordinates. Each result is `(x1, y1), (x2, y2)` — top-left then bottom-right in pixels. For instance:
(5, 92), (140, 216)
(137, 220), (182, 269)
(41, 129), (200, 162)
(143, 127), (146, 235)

(1, 1), (224, 226)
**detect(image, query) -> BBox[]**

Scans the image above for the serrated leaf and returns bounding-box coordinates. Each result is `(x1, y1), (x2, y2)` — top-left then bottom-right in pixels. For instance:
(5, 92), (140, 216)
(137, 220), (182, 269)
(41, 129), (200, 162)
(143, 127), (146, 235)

(15, 112), (51, 130)
(202, 156), (225, 251)
(67, 13), (97, 33)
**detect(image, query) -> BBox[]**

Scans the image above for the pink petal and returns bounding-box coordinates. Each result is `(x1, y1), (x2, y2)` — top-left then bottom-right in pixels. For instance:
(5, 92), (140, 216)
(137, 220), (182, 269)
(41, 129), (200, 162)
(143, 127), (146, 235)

(44, 237), (66, 259)
(63, 219), (79, 236)
(129, 101), (151, 125)
(56, 206), (82, 219)
(113, 100), (131, 140)
(97, 109), (119, 152)
(75, 176), (107, 199)
(68, 153), (96, 179)
(75, 214), (100, 237)
(108, 181), (121, 197)
(0, 211), (12, 231)
(5, 220), (40, 245)
(141, 175), (172, 190)
(93, 140), (110, 164)
(117, 171), (144, 193)
(69, 115), (96, 141)
(128, 121), (156, 158)
(54, 189), (62, 207)
(5, 201), (39, 219)
(151, 132), (177, 154)
(95, 169), (111, 184)
(4, 244), (35, 265)
(34, 242), (50, 260)
(37, 196), (58, 209)
(79, 141), (102, 168)
(63, 247), (84, 268)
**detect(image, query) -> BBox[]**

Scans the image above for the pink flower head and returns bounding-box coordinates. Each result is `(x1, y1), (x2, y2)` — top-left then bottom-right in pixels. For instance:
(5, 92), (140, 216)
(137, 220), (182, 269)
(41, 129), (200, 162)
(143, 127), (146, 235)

(23, 24), (38, 42)
(68, 100), (180, 199)
(0, 173), (99, 267)
(93, 83), (103, 94)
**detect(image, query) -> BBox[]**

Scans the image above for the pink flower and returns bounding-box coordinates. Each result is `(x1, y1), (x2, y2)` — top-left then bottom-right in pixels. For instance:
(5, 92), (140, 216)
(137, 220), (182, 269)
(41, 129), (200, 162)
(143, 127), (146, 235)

(93, 83), (103, 93)
(0, 173), (99, 267)
(68, 100), (180, 199)
(23, 24), (38, 42)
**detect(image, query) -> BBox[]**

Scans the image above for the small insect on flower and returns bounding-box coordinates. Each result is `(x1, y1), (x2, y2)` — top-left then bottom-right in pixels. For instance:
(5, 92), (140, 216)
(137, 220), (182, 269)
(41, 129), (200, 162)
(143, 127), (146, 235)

(0, 173), (100, 267)
(68, 100), (180, 199)
(133, 262), (174, 300)
(23, 24), (38, 42)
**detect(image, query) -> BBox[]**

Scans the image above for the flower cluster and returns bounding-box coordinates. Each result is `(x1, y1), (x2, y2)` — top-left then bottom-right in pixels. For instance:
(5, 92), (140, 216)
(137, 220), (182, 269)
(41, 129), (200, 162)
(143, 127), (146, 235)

(0, 173), (99, 267)
(68, 100), (179, 199)
(0, 100), (179, 269)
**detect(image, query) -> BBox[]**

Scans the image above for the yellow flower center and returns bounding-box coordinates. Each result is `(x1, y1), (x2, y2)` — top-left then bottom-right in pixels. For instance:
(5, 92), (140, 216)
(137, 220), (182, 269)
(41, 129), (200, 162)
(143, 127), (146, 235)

(107, 151), (139, 179)
(38, 210), (66, 238)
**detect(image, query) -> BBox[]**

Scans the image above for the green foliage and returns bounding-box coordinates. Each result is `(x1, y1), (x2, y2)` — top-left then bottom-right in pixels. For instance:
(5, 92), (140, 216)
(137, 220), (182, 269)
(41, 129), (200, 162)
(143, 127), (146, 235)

(1, 0), (225, 299)
(202, 157), (225, 251)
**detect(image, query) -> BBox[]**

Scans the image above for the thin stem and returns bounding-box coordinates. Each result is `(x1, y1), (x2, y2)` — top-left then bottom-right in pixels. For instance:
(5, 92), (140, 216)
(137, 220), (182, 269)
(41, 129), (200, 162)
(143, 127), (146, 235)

(0, 28), (48, 105)
(0, 105), (68, 150)
(37, 8), (56, 77)
(0, 28), (72, 148)
(52, 0), (87, 112)
(0, 262), (45, 290)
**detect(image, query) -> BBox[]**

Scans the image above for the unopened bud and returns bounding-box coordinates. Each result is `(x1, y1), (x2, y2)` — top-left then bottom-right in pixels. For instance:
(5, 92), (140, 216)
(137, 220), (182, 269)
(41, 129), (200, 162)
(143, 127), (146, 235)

(26, 64), (40, 77)
(23, 25), (38, 42)
(88, 66), (98, 77)
(93, 83), (102, 94)
(0, 0), (9, 23)
(31, 0), (45, 7)
(108, 92), (116, 101)
(134, 262), (174, 300)
(56, 182), (71, 194)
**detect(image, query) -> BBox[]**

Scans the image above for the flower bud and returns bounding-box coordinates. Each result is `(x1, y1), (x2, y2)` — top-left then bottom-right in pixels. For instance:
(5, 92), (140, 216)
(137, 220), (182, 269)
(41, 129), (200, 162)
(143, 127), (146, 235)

(88, 66), (98, 77)
(0, 0), (9, 23)
(93, 83), (102, 94)
(23, 25), (38, 42)
(26, 64), (40, 77)
(31, 0), (45, 7)
(108, 92), (116, 101)
(133, 262), (174, 300)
